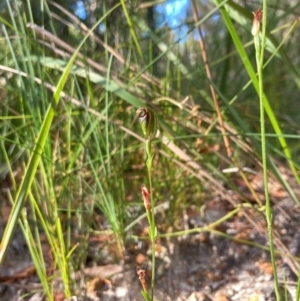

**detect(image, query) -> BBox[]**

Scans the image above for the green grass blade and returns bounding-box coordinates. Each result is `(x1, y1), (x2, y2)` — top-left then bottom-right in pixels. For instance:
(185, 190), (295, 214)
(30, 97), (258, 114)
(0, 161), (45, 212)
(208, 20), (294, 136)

(36, 57), (145, 108)
(210, 0), (300, 89)
(120, 0), (143, 57)
(0, 2), (121, 264)
(214, 0), (300, 186)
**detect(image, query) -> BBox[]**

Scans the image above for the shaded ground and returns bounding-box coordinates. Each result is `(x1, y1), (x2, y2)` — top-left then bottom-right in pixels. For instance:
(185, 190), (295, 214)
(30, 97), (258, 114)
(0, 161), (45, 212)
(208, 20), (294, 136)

(1, 170), (300, 301)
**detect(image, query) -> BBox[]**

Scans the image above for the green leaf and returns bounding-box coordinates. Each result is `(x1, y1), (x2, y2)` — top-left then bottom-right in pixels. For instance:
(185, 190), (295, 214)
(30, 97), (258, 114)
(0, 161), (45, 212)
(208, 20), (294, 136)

(141, 290), (152, 301)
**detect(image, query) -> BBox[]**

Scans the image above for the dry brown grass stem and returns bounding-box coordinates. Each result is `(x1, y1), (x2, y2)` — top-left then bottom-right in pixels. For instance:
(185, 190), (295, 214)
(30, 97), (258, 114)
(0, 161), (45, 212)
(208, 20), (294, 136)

(191, 0), (232, 158)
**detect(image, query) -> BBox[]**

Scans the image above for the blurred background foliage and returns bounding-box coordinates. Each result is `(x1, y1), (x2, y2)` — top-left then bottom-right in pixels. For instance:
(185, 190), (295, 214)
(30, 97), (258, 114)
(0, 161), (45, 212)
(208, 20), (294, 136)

(0, 0), (300, 296)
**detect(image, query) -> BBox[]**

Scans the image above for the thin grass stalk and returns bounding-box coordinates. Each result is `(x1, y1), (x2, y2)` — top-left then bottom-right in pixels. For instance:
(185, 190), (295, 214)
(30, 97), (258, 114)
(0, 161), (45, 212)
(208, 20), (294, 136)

(88, 156), (124, 258)
(105, 55), (114, 175)
(22, 215), (53, 301)
(6, 190), (54, 301)
(120, 0), (143, 57)
(14, 0), (36, 88)
(146, 141), (156, 301)
(252, 5), (280, 299)
(29, 189), (67, 292)
(283, 274), (288, 301)
(28, 193), (54, 300)
(191, 0), (232, 158)
(1, 140), (16, 189)
(296, 269), (300, 300)
(56, 217), (72, 297)
(5, 0), (27, 75)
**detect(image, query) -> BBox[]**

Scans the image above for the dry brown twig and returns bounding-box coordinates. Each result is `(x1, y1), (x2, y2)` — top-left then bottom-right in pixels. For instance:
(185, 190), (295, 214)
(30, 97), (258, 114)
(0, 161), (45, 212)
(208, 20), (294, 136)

(191, 0), (232, 158)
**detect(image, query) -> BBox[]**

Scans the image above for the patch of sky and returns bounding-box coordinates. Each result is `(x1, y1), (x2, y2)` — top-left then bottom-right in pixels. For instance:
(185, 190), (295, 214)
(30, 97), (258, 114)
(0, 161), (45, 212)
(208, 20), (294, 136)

(156, 0), (189, 42)
(74, 1), (86, 20)
(99, 23), (105, 33)
(156, 0), (220, 42)
(74, 1), (105, 34)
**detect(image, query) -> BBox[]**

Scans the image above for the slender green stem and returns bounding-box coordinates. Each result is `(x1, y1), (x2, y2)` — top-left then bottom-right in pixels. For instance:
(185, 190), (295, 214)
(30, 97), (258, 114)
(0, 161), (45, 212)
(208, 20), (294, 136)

(145, 139), (156, 301)
(296, 269), (300, 300)
(254, 3), (280, 299)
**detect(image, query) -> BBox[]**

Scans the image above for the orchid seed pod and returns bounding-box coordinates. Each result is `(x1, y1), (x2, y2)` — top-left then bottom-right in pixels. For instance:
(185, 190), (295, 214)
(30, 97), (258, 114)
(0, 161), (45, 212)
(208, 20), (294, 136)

(141, 185), (151, 211)
(251, 9), (263, 36)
